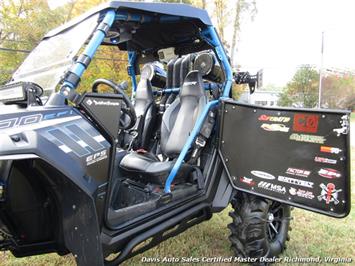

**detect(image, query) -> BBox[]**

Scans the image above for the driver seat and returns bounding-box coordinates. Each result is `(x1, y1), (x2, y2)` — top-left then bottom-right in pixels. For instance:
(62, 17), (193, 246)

(119, 70), (207, 185)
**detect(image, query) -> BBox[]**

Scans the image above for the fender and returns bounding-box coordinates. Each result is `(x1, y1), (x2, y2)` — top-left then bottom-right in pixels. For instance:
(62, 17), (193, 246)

(0, 106), (111, 265)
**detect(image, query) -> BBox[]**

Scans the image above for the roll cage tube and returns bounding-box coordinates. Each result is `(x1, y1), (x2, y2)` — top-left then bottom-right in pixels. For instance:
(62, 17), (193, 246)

(128, 51), (138, 100)
(164, 26), (233, 193)
(56, 9), (232, 193)
(59, 10), (116, 101)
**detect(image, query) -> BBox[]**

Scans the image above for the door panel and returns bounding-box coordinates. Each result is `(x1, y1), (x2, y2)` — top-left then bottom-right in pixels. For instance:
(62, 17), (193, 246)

(219, 99), (351, 218)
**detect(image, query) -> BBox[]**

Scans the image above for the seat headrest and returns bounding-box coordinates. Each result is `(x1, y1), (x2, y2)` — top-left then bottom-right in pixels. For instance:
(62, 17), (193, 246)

(135, 79), (153, 101)
(179, 70), (204, 98)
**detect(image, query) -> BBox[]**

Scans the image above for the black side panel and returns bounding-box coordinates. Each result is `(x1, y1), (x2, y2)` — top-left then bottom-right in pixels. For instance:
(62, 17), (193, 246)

(80, 93), (122, 140)
(219, 100), (351, 218)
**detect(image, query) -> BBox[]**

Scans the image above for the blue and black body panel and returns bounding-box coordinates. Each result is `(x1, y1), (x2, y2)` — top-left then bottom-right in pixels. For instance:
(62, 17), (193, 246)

(0, 105), (113, 265)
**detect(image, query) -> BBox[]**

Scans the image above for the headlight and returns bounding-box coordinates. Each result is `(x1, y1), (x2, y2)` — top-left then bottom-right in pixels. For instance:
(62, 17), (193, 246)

(0, 83), (26, 103)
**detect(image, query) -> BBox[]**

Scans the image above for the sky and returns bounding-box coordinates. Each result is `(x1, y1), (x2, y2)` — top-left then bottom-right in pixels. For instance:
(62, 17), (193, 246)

(48, 0), (355, 87)
(234, 0), (355, 87)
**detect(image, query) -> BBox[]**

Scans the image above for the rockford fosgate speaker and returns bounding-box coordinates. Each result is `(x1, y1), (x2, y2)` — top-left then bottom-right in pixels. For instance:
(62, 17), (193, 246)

(193, 52), (224, 83)
(140, 63), (166, 88)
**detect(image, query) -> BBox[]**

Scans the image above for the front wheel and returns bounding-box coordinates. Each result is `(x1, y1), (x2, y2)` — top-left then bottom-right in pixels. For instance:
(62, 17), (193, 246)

(228, 192), (292, 264)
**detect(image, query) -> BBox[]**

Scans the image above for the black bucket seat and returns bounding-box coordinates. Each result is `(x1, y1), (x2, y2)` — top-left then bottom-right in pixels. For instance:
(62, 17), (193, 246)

(124, 64), (156, 149)
(119, 70), (207, 185)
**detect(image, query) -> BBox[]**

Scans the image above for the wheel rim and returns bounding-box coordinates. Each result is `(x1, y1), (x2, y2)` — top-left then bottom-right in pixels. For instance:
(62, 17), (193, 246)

(266, 202), (283, 241)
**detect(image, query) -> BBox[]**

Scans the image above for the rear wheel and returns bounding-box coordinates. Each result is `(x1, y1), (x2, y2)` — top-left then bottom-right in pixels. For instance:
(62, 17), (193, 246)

(228, 192), (292, 265)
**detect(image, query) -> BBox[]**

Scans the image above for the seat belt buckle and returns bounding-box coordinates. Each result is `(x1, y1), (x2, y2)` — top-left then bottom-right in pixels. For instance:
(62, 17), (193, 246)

(195, 136), (206, 148)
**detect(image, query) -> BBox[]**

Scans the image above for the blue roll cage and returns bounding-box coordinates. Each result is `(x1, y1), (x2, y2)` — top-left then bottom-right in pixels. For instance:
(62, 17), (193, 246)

(61, 9), (233, 193)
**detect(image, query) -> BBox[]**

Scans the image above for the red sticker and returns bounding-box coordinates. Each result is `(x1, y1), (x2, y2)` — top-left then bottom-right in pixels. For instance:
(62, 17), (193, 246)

(293, 114), (319, 133)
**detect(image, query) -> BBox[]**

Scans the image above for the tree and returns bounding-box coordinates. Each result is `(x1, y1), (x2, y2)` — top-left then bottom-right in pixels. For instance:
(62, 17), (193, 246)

(0, 0), (67, 84)
(278, 66), (319, 108)
(230, 0), (256, 66)
(0, 0), (129, 90)
(321, 74), (355, 110)
(213, 0), (229, 46)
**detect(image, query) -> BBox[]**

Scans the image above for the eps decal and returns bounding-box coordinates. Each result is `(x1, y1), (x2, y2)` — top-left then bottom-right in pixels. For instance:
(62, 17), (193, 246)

(251, 170), (275, 180)
(293, 113), (319, 133)
(318, 183), (342, 205)
(86, 150), (108, 166)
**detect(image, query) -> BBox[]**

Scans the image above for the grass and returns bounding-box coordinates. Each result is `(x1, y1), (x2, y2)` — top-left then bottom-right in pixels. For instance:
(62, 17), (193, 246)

(1, 129), (354, 266)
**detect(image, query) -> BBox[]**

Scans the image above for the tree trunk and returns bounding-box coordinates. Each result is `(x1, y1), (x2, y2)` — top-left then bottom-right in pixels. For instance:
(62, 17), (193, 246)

(230, 0), (242, 66)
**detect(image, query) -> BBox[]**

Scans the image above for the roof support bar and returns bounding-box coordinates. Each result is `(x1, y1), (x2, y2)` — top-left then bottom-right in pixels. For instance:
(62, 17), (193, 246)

(60, 9), (116, 101)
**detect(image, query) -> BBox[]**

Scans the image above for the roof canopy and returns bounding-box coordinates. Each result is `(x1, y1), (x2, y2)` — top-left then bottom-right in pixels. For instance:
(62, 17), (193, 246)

(44, 1), (213, 57)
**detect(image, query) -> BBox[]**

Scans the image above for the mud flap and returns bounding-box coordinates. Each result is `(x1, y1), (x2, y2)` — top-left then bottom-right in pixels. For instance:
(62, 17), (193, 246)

(61, 178), (104, 266)
(219, 99), (351, 217)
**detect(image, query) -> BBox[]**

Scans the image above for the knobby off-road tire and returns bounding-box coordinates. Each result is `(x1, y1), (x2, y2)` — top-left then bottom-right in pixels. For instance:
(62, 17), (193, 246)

(228, 192), (292, 265)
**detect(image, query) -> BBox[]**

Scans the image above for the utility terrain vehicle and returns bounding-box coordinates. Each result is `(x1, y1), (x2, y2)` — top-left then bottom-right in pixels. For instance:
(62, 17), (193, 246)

(0, 2), (351, 265)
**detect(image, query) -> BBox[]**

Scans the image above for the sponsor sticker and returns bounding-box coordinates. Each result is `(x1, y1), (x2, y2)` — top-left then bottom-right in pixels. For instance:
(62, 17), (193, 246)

(293, 114), (319, 133)
(315, 156), (337, 165)
(258, 115), (290, 123)
(289, 187), (315, 199)
(320, 146), (342, 154)
(318, 168), (341, 179)
(286, 167), (311, 178)
(251, 170), (275, 180)
(318, 183), (342, 205)
(289, 133), (326, 144)
(261, 123), (289, 132)
(278, 175), (314, 188)
(258, 181), (286, 194)
(240, 176), (255, 186)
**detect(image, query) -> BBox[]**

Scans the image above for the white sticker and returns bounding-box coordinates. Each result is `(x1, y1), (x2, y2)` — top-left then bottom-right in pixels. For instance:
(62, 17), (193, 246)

(251, 170), (275, 180)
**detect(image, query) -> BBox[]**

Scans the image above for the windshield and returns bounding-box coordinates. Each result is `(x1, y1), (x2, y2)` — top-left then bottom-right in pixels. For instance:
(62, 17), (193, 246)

(12, 14), (99, 96)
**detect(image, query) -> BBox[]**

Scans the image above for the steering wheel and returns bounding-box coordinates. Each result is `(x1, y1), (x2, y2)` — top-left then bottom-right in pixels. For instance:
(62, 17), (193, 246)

(92, 79), (137, 130)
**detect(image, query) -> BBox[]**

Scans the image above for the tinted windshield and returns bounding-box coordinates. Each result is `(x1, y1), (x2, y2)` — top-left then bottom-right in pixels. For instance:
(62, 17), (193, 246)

(12, 14), (99, 96)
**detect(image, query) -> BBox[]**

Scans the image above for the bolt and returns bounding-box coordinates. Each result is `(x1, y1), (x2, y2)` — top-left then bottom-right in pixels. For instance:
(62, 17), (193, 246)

(322, 115), (326, 118)
(72, 205), (76, 210)
(221, 140), (225, 144)
(225, 158), (229, 162)
(342, 200), (346, 203)
(225, 110), (228, 113)
(63, 89), (70, 96)
(277, 112), (281, 116)
(330, 208), (334, 211)
(288, 197), (291, 200)
(11, 135), (21, 142)
(232, 106), (236, 109)
(74, 227), (78, 231)
(253, 109), (257, 113)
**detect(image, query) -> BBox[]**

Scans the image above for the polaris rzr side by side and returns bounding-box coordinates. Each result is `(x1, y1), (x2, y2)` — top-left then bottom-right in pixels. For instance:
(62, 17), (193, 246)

(0, 2), (351, 265)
